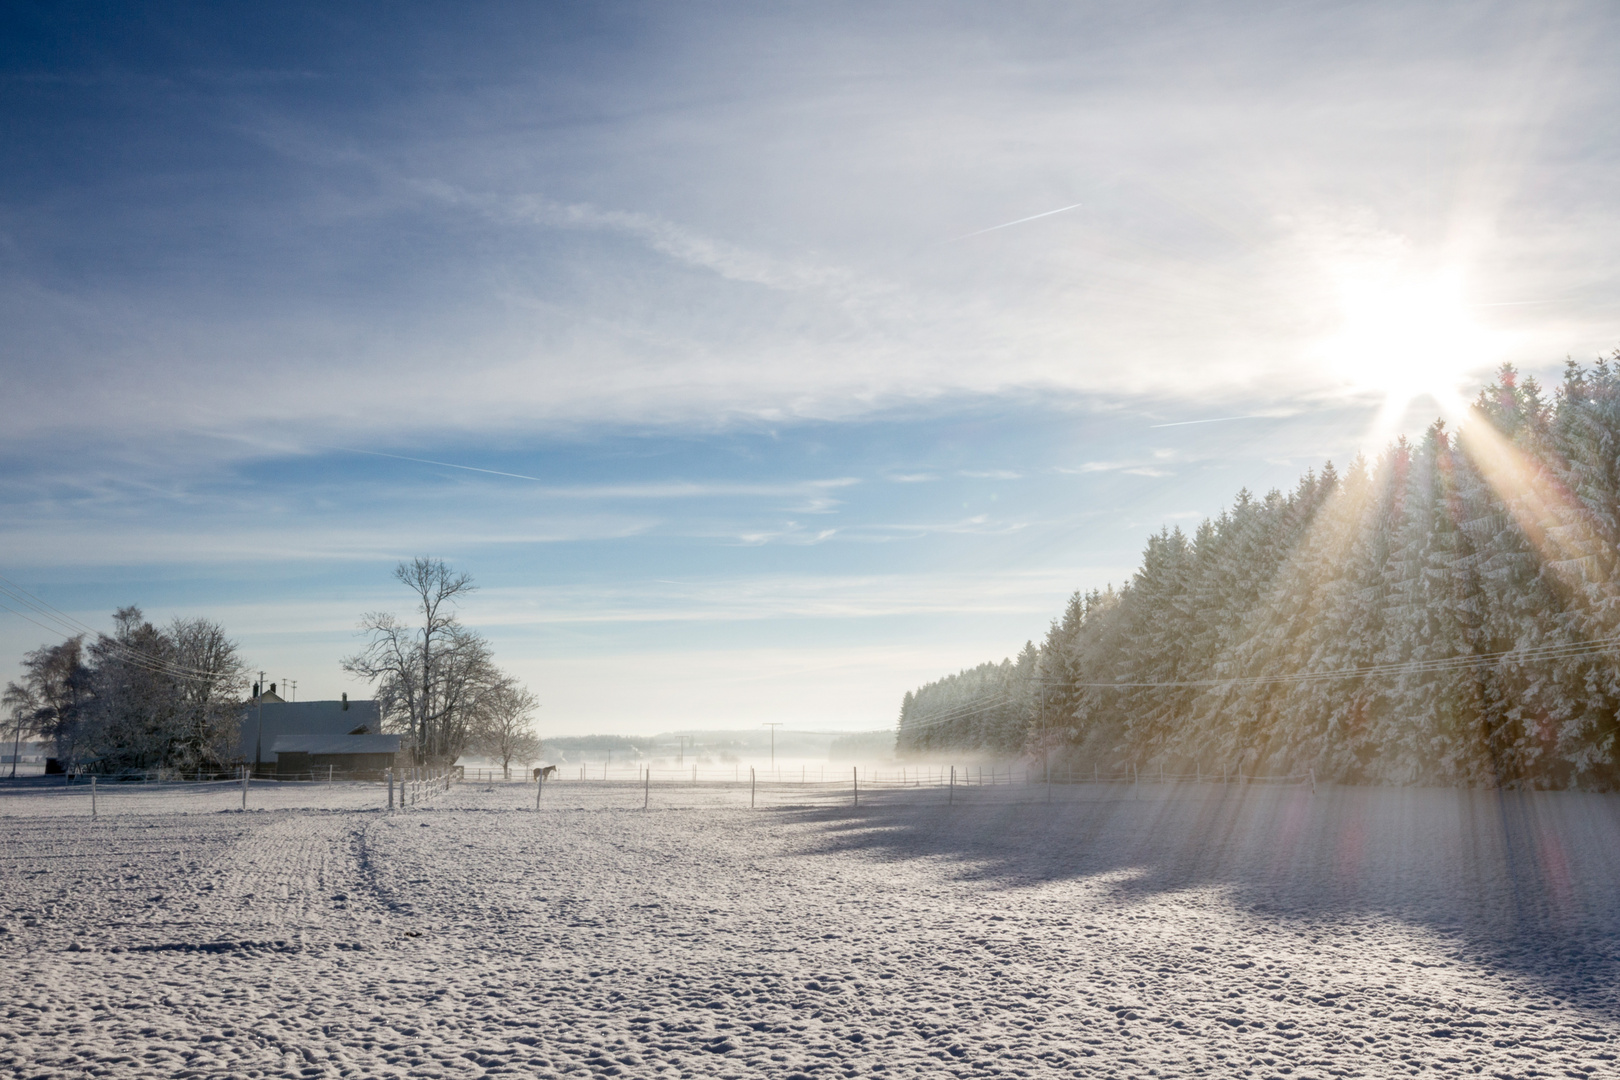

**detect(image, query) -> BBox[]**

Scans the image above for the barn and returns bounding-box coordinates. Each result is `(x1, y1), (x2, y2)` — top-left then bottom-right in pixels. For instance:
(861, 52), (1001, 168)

(270, 733), (402, 779)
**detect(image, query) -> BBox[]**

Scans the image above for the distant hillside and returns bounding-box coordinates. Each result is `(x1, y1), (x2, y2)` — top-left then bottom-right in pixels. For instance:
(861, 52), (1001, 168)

(828, 730), (898, 761)
(543, 735), (655, 755)
(543, 728), (887, 762)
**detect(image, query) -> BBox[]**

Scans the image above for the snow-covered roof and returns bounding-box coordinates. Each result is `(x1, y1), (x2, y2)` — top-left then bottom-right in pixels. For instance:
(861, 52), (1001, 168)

(239, 699), (383, 762)
(271, 733), (401, 756)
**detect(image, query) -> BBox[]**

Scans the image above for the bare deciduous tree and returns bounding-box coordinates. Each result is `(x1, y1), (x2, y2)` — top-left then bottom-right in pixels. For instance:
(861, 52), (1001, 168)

(343, 559), (499, 764)
(471, 675), (541, 779)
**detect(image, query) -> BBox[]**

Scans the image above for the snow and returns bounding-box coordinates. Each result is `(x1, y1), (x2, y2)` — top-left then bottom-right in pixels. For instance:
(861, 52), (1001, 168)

(2, 777), (1617, 1078)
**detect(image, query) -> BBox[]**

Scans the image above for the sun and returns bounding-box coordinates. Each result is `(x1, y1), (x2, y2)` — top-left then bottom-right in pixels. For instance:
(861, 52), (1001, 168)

(1318, 265), (1499, 430)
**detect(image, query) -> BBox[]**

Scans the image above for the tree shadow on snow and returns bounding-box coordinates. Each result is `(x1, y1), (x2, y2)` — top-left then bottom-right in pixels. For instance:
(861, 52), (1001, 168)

(778, 782), (1620, 1009)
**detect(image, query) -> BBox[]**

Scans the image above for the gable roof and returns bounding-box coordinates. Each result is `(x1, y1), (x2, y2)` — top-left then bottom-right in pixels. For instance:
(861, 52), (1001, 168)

(239, 699), (384, 763)
(271, 733), (401, 756)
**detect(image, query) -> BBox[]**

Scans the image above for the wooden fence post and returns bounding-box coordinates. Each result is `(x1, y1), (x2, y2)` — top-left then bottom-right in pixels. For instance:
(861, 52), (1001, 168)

(91, 775), (97, 819)
(644, 766), (650, 809)
(751, 767), (756, 808)
(852, 766), (858, 808)
(388, 768), (394, 810)
(241, 765), (248, 811)
(948, 765), (954, 805)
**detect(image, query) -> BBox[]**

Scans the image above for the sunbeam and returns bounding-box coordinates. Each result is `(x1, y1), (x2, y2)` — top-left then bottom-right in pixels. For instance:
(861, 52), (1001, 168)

(1318, 264), (1502, 437)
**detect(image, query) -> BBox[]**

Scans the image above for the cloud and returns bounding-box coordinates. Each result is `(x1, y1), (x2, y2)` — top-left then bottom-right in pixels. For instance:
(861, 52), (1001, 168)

(958, 469), (1022, 480)
(5, 1), (1614, 461)
(421, 182), (868, 299)
(472, 569), (1097, 625)
(318, 447), (862, 500)
(1059, 460), (1173, 476)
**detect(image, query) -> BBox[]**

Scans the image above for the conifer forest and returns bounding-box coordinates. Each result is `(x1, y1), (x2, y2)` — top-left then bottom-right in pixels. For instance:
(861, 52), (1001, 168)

(898, 361), (1620, 789)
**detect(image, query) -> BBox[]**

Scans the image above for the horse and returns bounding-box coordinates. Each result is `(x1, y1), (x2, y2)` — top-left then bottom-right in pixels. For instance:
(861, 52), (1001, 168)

(533, 765), (558, 781)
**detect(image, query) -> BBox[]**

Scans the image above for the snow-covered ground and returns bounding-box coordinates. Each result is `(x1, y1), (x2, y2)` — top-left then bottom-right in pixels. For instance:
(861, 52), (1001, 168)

(2, 777), (1617, 1079)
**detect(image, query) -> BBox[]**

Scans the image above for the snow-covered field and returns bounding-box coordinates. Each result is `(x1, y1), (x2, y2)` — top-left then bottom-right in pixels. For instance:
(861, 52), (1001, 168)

(2, 777), (1617, 1079)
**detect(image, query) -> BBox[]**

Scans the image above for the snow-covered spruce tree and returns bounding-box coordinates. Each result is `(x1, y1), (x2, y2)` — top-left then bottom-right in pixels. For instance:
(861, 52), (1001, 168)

(1181, 464), (1354, 777)
(896, 360), (1620, 788)
(1523, 359), (1620, 785)
(896, 651), (1037, 757)
(1029, 593), (1086, 747)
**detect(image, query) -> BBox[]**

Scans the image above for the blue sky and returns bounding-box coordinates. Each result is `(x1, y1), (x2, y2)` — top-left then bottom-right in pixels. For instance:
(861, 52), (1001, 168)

(3, 2), (1619, 733)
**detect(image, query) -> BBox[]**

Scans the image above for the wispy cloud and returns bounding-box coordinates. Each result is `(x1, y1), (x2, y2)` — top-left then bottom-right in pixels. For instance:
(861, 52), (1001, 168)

(2, 3), (1612, 460)
(472, 569), (1094, 625)
(1148, 414), (1285, 429)
(419, 181), (871, 301)
(1058, 460), (1173, 477)
(324, 446), (859, 500)
(836, 514), (1031, 543)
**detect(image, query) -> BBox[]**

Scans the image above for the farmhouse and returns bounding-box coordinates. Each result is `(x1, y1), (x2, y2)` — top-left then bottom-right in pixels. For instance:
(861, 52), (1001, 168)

(240, 688), (386, 770)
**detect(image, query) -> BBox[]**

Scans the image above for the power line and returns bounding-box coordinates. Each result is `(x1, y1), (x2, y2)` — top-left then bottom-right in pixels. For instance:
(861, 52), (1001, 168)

(1047, 633), (1620, 690)
(0, 574), (239, 684)
(900, 693), (1017, 734)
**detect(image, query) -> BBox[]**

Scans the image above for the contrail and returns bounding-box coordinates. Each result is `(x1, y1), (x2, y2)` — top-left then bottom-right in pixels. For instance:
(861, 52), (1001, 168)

(1149, 414), (1277, 429)
(324, 445), (549, 481)
(948, 202), (1083, 242)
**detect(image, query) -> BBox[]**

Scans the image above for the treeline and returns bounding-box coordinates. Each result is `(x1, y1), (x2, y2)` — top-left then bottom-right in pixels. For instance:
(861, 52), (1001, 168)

(5, 558), (543, 776)
(898, 361), (1620, 789)
(4, 607), (247, 773)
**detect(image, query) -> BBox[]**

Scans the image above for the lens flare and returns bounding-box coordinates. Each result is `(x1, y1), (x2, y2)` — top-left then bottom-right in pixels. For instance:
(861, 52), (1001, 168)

(1318, 265), (1500, 431)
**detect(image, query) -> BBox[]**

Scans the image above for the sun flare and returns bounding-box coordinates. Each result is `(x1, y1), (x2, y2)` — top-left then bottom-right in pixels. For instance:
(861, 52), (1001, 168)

(1319, 266), (1500, 430)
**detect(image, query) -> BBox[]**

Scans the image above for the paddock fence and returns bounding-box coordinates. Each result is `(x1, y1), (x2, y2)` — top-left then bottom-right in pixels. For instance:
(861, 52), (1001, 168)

(0, 760), (1316, 819)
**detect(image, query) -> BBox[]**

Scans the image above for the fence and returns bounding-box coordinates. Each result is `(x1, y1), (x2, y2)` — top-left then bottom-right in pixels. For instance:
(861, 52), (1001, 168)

(0, 759), (1318, 820)
(0, 764), (460, 819)
(518, 761), (1318, 811)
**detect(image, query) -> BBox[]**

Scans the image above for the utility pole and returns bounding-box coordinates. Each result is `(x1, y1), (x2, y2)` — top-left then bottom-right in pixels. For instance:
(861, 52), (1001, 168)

(677, 735), (690, 765)
(253, 670), (266, 775)
(288, 679), (297, 702)
(763, 722), (783, 768)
